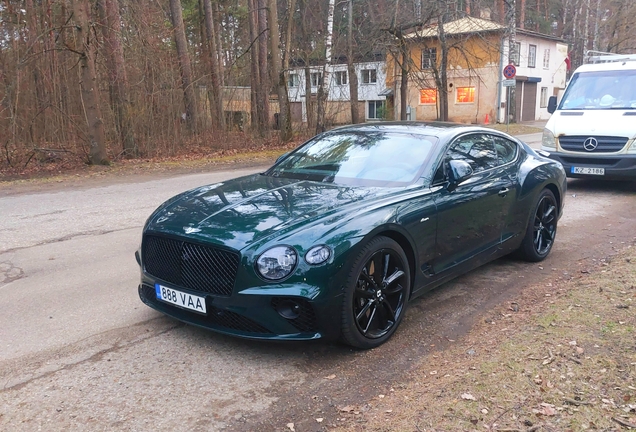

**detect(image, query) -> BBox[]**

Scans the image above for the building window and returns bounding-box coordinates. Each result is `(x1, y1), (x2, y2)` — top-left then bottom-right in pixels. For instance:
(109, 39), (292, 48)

(335, 71), (347, 85)
(288, 73), (299, 87)
(421, 48), (437, 69)
(543, 49), (550, 69)
(456, 87), (475, 103)
(310, 72), (322, 87)
(368, 100), (385, 119)
(540, 87), (548, 108)
(528, 44), (537, 68)
(511, 42), (521, 66)
(419, 88), (437, 104)
(361, 69), (377, 84)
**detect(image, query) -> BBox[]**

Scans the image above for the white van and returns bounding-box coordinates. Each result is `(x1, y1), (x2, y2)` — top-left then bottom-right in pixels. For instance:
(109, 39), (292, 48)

(541, 53), (636, 179)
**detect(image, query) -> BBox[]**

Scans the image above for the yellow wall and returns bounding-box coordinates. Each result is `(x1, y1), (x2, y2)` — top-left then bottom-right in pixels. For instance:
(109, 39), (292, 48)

(387, 33), (503, 123)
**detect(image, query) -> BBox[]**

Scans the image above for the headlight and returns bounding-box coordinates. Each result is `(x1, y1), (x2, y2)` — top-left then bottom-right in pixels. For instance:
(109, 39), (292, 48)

(256, 246), (297, 280)
(305, 245), (332, 265)
(627, 139), (636, 154)
(542, 128), (556, 150)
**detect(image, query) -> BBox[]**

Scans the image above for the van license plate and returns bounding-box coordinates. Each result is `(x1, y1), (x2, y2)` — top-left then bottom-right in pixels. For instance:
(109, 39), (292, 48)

(155, 284), (207, 314)
(572, 167), (605, 175)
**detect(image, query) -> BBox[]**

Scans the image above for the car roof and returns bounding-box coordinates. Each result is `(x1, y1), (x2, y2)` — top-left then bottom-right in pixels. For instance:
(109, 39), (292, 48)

(329, 121), (496, 138)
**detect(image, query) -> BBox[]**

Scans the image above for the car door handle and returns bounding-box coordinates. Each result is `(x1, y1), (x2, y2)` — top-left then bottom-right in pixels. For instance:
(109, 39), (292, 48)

(498, 187), (509, 197)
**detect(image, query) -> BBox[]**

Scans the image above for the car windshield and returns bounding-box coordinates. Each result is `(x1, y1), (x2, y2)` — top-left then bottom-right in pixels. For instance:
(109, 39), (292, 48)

(559, 69), (636, 110)
(266, 131), (437, 187)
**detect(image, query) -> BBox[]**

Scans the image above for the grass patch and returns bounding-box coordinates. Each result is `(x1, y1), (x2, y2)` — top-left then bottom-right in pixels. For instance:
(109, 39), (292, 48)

(336, 246), (636, 431)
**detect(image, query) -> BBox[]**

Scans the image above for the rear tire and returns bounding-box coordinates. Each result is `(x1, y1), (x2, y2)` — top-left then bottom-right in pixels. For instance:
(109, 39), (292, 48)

(340, 236), (410, 349)
(516, 189), (558, 262)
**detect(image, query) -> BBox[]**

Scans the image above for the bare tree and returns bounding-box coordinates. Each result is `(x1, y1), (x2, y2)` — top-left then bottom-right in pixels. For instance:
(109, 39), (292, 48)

(98, 0), (137, 156)
(169, 0), (199, 133)
(268, 0), (293, 140)
(258, 0), (271, 132)
(72, 0), (109, 165)
(202, 0), (225, 131)
(316, 0), (335, 133)
(347, 0), (360, 124)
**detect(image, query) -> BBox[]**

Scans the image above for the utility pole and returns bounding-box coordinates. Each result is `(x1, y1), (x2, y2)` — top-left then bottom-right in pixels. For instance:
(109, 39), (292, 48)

(506, 0), (517, 123)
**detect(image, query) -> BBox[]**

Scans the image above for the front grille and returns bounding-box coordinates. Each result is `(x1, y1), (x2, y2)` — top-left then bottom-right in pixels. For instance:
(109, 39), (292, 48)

(271, 297), (318, 333)
(559, 135), (629, 153)
(560, 156), (621, 167)
(143, 234), (239, 296)
(140, 285), (272, 334)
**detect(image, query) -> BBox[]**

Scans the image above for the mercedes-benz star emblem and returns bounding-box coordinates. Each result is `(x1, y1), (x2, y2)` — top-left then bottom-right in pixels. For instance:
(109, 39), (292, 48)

(583, 137), (598, 152)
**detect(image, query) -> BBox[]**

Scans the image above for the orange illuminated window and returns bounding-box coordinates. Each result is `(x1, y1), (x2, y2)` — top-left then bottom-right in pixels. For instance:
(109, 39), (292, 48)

(419, 88), (437, 104)
(456, 87), (475, 103)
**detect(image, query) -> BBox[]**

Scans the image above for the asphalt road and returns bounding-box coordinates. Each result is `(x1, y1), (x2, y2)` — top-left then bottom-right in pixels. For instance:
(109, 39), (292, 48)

(1, 137), (634, 431)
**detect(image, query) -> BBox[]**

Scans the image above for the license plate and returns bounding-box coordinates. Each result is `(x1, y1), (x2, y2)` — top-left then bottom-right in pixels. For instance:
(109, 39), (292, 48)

(571, 166), (605, 175)
(155, 284), (207, 314)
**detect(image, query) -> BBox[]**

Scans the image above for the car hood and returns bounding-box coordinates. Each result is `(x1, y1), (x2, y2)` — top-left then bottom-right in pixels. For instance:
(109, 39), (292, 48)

(552, 110), (636, 139)
(145, 174), (401, 251)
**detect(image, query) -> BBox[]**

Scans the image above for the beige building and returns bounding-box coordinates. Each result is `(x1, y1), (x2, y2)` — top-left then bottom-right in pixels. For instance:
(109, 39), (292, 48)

(386, 17), (568, 124)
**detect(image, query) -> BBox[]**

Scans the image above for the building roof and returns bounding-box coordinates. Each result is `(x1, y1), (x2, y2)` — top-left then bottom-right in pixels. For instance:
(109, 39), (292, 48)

(404, 16), (505, 39)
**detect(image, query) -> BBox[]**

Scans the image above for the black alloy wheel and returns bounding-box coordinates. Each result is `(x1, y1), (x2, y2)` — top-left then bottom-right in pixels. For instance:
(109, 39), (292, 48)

(517, 189), (558, 262)
(341, 236), (410, 349)
(534, 193), (557, 255)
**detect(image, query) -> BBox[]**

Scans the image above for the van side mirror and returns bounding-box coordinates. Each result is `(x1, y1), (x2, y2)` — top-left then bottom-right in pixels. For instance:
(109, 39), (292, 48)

(547, 96), (557, 114)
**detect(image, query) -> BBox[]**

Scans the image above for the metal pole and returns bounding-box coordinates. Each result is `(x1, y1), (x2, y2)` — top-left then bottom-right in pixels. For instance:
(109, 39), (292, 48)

(506, 86), (510, 133)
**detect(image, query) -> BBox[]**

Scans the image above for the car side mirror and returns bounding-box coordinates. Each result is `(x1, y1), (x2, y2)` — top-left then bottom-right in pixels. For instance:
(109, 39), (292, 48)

(447, 160), (473, 188)
(547, 96), (557, 114)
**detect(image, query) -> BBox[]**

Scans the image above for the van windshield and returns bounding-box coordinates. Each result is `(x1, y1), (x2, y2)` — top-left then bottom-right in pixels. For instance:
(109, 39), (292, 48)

(559, 70), (636, 110)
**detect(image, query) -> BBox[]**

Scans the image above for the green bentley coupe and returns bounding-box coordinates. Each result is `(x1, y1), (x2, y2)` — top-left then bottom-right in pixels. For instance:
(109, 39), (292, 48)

(136, 122), (566, 349)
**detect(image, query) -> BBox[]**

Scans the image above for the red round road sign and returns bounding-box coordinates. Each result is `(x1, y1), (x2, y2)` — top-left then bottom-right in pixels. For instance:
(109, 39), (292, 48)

(503, 64), (517, 79)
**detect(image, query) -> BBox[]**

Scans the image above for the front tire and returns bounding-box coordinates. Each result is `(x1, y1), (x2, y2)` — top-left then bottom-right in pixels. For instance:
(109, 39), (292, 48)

(516, 189), (558, 262)
(341, 236), (410, 349)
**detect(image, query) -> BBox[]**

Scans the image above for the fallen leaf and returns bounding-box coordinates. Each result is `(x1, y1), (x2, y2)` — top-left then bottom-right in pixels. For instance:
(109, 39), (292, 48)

(325, 374), (336, 380)
(539, 403), (557, 416)
(461, 393), (477, 401)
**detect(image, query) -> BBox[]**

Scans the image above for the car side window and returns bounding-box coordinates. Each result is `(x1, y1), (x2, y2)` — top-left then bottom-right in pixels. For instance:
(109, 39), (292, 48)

(492, 136), (518, 165)
(446, 134), (498, 173)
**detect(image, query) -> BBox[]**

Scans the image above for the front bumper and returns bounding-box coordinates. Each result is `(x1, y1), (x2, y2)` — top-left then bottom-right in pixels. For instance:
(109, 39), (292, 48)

(545, 152), (636, 180)
(138, 278), (343, 342)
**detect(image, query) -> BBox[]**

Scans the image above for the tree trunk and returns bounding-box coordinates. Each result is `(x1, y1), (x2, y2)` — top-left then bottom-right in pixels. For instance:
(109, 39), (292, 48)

(248, 0), (261, 134)
(25, 0), (44, 145)
(316, 0), (335, 134)
(72, 0), (109, 165)
(398, 40), (409, 121)
(169, 0), (199, 133)
(203, 0), (225, 130)
(438, 13), (449, 122)
(97, 0), (137, 156)
(213, 2), (225, 85)
(347, 0), (359, 124)
(268, 0), (292, 141)
(257, 0), (270, 132)
(519, 0), (526, 29)
(305, 65), (314, 129)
